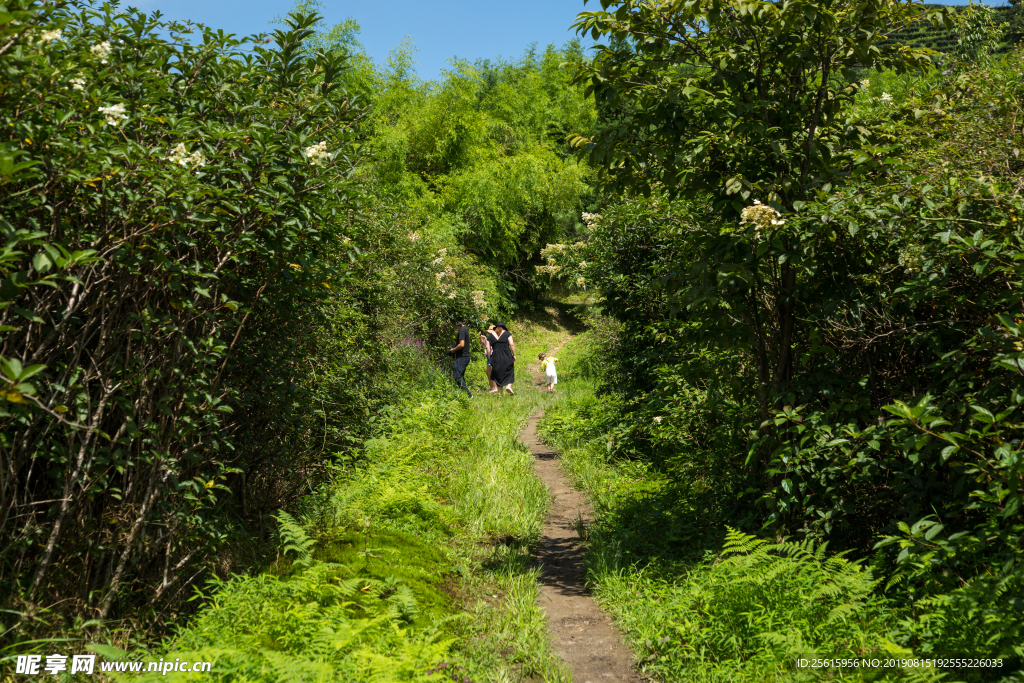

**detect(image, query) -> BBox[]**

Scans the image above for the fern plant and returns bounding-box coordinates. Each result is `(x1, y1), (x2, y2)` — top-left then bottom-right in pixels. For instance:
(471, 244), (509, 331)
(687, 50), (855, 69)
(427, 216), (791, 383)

(275, 511), (316, 569)
(593, 528), (944, 682)
(126, 558), (452, 683)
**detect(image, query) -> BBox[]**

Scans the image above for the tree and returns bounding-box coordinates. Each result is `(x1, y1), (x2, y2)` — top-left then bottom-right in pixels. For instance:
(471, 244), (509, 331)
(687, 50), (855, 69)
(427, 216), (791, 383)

(570, 0), (949, 210)
(951, 0), (1005, 66)
(0, 1), (363, 623)
(568, 0), (949, 410)
(1006, 0), (1024, 45)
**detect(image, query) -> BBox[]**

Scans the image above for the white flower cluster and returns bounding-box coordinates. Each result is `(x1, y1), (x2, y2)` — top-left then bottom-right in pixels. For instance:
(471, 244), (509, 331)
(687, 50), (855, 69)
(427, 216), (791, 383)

(304, 141), (329, 166)
(472, 290), (487, 308)
(407, 231), (421, 241)
(536, 242), (590, 277)
(581, 212), (602, 231)
(740, 200), (785, 236)
(575, 277), (586, 287)
(435, 264), (457, 298)
(433, 249), (457, 298)
(166, 143), (207, 169)
(880, 92), (893, 104)
(38, 29), (62, 44)
(535, 245), (563, 275)
(91, 41), (111, 64)
(69, 77), (86, 92)
(860, 79), (870, 88)
(98, 103), (127, 127)
(534, 258), (562, 275)
(898, 246), (923, 273)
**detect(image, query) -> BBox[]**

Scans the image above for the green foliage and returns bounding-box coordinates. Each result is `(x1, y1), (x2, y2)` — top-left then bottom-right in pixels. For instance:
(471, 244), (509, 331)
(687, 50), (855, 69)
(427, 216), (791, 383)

(130, 562), (453, 683)
(1008, 0), (1024, 45)
(554, 2), (1024, 672)
(0, 0), (504, 647)
(274, 0), (380, 103)
(876, 4), (1014, 59)
(362, 44), (596, 301)
(570, 0), (949, 210)
(0, 0), (587, 653)
(275, 512), (315, 570)
(0, 0), (371, 628)
(119, 314), (572, 682)
(541, 347), (982, 682)
(601, 529), (912, 683)
(439, 143), (588, 263)
(951, 1), (1006, 65)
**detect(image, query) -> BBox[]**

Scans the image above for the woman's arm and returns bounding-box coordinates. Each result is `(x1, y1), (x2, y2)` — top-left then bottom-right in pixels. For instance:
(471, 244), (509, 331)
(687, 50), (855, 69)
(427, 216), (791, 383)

(509, 336), (516, 361)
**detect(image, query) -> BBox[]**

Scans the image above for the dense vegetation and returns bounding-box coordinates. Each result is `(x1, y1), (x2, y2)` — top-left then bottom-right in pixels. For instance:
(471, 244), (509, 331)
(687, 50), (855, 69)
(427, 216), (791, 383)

(127, 339), (574, 683)
(0, 0), (592, 654)
(536, 0), (1024, 679)
(884, 3), (1012, 55)
(4, 0), (1024, 680)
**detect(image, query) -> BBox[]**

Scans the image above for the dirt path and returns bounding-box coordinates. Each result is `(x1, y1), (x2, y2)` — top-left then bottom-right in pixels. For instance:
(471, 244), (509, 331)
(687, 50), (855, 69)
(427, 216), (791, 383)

(519, 338), (643, 683)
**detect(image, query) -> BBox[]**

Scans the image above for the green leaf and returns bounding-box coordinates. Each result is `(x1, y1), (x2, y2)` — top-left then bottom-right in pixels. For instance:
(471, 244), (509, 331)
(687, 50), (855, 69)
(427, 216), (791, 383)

(16, 364), (46, 382)
(32, 252), (53, 274)
(10, 306), (43, 323)
(969, 405), (996, 424)
(86, 644), (126, 660)
(0, 357), (22, 382)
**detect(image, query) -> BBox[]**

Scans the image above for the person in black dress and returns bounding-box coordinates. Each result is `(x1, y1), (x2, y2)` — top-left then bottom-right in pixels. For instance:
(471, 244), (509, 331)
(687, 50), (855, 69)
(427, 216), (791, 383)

(488, 322), (516, 398)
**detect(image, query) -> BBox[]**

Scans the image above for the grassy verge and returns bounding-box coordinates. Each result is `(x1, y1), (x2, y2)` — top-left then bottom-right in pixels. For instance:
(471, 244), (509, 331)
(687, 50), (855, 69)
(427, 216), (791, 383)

(114, 312), (576, 683)
(538, 333), (952, 683)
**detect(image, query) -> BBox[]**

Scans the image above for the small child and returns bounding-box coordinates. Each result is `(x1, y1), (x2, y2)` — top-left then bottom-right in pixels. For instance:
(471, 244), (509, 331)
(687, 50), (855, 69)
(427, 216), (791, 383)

(538, 353), (558, 393)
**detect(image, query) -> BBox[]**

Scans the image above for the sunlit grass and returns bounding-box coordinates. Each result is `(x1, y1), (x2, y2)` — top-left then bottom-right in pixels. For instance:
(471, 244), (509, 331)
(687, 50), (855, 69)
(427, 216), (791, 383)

(539, 333), (954, 683)
(130, 311), (577, 682)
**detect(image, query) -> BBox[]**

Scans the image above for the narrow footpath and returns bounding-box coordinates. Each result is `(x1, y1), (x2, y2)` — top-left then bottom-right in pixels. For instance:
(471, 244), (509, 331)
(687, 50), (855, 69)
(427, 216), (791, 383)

(520, 340), (643, 683)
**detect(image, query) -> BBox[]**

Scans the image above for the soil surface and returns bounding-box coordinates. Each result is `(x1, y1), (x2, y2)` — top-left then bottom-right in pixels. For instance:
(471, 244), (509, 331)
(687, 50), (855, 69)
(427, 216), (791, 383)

(519, 339), (643, 683)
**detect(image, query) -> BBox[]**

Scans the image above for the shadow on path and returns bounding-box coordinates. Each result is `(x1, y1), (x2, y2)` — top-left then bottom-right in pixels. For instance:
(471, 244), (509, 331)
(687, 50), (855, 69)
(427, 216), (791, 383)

(520, 407), (644, 683)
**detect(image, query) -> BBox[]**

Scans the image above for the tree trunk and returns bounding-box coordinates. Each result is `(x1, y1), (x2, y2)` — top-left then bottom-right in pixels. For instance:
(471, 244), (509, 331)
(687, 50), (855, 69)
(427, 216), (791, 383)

(772, 264), (797, 393)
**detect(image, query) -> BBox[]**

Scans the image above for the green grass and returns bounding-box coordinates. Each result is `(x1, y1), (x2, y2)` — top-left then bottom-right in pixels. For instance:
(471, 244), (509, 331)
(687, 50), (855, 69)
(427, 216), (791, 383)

(113, 311), (576, 683)
(538, 332), (957, 683)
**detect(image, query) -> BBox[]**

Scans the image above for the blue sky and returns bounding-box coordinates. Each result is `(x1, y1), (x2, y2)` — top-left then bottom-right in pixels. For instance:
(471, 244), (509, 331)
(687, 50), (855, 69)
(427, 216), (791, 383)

(132, 0), (592, 81)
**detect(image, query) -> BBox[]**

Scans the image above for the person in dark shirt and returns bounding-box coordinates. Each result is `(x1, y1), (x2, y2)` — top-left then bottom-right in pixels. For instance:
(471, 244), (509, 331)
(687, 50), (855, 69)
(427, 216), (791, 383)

(448, 320), (472, 398)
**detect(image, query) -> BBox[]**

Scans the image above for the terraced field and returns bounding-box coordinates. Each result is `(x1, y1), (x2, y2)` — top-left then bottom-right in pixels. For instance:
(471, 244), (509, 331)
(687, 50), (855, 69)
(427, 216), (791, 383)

(882, 3), (1014, 56)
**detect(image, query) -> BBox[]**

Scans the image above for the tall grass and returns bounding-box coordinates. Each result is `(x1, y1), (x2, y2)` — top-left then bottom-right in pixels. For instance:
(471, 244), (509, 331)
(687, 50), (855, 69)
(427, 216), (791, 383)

(539, 331), (979, 683)
(111, 317), (573, 683)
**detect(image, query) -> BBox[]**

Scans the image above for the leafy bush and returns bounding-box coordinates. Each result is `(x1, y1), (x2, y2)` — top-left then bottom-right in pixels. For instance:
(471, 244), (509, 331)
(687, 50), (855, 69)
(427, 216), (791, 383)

(0, 0), (496, 644)
(550, 1), (1024, 674)
(0, 0), (367, 626)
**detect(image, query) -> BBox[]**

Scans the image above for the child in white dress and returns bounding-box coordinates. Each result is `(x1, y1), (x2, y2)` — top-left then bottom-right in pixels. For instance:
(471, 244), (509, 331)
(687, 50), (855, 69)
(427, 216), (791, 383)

(538, 353), (558, 393)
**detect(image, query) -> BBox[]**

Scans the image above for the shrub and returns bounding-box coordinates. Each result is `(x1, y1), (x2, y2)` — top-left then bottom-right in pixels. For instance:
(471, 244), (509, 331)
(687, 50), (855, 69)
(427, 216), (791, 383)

(0, 0), (362, 628)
